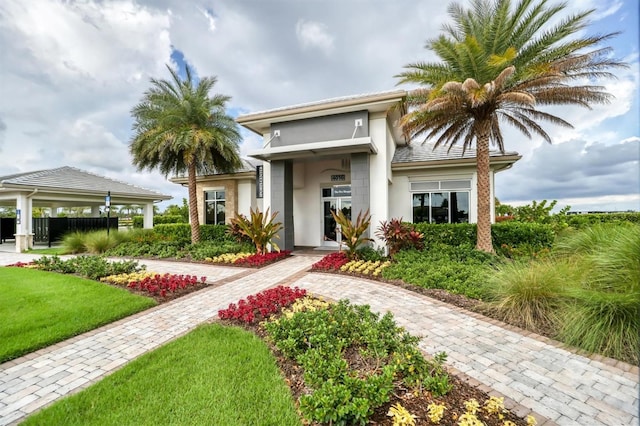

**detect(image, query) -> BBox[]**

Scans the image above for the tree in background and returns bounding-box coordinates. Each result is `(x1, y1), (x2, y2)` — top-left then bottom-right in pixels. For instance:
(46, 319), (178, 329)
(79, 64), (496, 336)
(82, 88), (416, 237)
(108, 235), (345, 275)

(130, 65), (242, 243)
(396, 0), (625, 252)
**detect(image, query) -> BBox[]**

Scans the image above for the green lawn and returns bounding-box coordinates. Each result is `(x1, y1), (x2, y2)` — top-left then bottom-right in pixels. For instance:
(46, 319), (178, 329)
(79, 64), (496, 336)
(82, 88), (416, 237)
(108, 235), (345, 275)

(0, 267), (156, 363)
(23, 324), (301, 426)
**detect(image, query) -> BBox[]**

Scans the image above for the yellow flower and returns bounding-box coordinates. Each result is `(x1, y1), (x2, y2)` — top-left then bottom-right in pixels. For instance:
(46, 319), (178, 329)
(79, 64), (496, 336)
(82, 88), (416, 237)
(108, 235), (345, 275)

(387, 403), (417, 426)
(458, 412), (483, 426)
(526, 415), (537, 426)
(427, 403), (446, 423)
(484, 396), (505, 415)
(464, 398), (480, 415)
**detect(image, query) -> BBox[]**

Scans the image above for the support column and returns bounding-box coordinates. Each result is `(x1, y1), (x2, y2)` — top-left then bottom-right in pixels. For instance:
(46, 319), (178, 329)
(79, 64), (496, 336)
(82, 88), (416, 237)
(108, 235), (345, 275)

(350, 153), (370, 236)
(14, 193), (33, 252)
(50, 205), (58, 218)
(270, 160), (294, 251)
(142, 203), (154, 229)
(91, 206), (101, 217)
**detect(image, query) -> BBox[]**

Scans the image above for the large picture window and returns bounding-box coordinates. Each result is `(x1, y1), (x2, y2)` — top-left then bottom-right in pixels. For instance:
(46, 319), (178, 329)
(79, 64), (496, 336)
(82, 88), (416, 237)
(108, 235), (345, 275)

(205, 190), (225, 225)
(411, 180), (470, 224)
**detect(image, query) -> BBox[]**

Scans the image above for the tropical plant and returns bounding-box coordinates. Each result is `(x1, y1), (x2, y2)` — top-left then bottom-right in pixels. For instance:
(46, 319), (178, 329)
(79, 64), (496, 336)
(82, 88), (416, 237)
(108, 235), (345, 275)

(396, 0), (625, 252)
(331, 208), (373, 259)
(376, 218), (424, 257)
(229, 208), (282, 255)
(130, 64), (242, 244)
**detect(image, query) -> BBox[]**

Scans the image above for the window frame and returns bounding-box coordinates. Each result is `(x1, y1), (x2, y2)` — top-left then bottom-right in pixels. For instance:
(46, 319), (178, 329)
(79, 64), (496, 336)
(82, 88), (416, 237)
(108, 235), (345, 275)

(410, 179), (471, 224)
(204, 189), (226, 225)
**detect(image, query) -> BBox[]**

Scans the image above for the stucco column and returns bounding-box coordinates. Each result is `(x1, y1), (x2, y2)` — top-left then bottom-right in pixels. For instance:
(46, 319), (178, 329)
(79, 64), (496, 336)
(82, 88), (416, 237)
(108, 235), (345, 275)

(351, 153), (371, 237)
(270, 160), (294, 251)
(142, 203), (154, 229)
(50, 205), (58, 218)
(14, 193), (33, 252)
(91, 206), (101, 217)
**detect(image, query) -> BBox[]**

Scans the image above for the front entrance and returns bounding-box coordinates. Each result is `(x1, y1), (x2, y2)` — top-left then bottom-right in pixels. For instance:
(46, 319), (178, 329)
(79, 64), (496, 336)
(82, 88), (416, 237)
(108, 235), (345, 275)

(321, 186), (351, 247)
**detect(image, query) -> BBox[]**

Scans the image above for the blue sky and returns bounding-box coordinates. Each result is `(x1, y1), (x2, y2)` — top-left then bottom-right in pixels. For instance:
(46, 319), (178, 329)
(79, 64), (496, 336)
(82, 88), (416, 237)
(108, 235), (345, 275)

(0, 0), (637, 212)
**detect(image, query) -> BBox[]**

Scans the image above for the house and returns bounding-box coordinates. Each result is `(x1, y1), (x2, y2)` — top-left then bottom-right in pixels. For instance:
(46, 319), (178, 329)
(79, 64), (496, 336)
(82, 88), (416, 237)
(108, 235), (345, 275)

(181, 90), (521, 251)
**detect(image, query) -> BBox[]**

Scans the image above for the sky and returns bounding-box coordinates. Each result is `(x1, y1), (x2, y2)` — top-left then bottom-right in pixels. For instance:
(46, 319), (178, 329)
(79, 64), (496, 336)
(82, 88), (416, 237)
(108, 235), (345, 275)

(0, 0), (638, 213)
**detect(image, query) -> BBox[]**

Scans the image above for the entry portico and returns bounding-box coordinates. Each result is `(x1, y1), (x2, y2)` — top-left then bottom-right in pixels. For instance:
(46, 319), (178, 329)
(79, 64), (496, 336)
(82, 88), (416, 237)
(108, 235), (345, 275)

(0, 166), (171, 251)
(237, 90), (521, 252)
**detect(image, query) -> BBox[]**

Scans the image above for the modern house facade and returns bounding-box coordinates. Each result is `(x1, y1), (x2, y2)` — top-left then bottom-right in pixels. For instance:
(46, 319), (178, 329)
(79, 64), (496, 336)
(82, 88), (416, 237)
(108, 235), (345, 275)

(182, 90), (521, 251)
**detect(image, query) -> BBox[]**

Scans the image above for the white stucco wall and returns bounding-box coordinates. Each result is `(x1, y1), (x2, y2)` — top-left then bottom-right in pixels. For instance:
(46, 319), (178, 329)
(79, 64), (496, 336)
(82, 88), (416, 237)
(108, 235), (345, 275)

(368, 113), (391, 247)
(237, 179), (256, 217)
(292, 158), (351, 247)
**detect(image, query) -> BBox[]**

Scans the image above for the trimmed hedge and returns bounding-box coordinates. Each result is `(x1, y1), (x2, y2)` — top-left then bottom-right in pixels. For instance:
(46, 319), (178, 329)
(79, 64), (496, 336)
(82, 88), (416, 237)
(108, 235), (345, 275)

(133, 215), (185, 228)
(414, 222), (555, 251)
(565, 213), (640, 229)
(153, 223), (231, 243)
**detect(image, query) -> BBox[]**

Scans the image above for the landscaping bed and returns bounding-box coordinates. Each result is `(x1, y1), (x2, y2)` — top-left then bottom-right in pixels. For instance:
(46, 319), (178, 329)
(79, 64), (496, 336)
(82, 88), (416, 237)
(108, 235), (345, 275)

(218, 288), (536, 426)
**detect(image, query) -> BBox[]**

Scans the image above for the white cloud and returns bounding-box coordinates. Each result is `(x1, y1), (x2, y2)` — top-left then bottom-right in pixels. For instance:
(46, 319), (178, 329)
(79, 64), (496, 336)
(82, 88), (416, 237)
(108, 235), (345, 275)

(295, 19), (335, 55)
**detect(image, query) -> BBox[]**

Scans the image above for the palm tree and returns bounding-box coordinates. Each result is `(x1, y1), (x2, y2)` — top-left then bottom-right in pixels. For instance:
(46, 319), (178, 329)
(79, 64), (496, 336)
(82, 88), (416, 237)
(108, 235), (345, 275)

(396, 0), (625, 252)
(130, 65), (242, 243)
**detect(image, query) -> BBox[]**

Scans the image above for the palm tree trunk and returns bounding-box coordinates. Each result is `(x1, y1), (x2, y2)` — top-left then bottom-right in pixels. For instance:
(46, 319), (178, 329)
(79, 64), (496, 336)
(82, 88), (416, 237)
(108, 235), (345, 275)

(187, 162), (201, 243)
(476, 125), (493, 253)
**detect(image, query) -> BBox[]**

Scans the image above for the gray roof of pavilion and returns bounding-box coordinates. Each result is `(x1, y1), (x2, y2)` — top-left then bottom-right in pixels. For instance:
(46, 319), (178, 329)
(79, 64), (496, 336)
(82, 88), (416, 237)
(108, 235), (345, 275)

(392, 142), (520, 164)
(0, 166), (170, 200)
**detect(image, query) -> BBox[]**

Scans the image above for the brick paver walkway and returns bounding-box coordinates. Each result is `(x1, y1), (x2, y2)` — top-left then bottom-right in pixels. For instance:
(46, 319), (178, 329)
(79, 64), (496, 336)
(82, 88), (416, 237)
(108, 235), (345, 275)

(1, 252), (638, 425)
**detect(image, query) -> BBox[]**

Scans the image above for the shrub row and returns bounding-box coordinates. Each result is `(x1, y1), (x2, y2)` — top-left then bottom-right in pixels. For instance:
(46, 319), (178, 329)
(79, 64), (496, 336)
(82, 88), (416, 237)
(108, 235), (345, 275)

(564, 212), (640, 228)
(414, 222), (555, 252)
(132, 215), (185, 228)
(152, 224), (232, 243)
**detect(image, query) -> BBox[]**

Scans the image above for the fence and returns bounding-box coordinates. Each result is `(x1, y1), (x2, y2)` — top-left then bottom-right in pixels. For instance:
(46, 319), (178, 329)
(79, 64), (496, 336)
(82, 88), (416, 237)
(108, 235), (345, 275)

(33, 217), (119, 247)
(0, 218), (16, 243)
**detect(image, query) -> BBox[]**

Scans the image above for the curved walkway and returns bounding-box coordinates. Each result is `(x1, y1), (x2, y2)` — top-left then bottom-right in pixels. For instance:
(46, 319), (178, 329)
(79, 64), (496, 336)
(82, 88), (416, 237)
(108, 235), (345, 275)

(0, 253), (638, 425)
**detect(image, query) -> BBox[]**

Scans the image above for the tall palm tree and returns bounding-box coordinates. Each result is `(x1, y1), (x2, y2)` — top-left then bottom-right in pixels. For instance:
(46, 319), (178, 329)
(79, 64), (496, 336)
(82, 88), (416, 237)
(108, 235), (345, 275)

(130, 65), (242, 243)
(396, 0), (625, 252)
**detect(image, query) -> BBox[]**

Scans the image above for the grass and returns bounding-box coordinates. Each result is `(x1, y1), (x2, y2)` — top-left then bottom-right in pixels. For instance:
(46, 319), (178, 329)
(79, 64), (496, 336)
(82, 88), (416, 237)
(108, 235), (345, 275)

(26, 247), (67, 255)
(483, 224), (640, 364)
(0, 267), (156, 363)
(23, 324), (302, 426)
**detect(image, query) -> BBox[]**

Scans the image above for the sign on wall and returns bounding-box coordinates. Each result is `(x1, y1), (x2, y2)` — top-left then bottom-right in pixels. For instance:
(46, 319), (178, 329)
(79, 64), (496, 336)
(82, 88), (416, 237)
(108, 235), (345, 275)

(256, 165), (264, 199)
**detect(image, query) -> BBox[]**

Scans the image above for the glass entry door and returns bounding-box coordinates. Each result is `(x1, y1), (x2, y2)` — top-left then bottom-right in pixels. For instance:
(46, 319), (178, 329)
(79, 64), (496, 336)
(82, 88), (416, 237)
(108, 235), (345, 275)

(322, 186), (351, 247)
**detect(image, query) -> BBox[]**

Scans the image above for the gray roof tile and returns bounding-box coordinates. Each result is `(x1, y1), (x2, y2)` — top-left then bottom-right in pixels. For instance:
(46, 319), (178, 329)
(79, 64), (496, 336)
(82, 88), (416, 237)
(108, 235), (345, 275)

(392, 142), (518, 163)
(0, 166), (170, 199)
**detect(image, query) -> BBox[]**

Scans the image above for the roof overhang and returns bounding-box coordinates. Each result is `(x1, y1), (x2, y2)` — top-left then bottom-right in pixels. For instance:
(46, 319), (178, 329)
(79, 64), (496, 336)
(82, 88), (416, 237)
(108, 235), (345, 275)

(391, 154), (522, 172)
(170, 170), (256, 185)
(237, 90), (407, 141)
(248, 137), (377, 162)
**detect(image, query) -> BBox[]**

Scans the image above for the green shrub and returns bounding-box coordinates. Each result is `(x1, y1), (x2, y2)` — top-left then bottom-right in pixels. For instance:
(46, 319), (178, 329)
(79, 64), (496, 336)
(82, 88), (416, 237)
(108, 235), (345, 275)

(414, 223), (477, 247)
(382, 244), (495, 299)
(265, 300), (450, 425)
(200, 224), (232, 242)
(154, 215), (185, 224)
(153, 223), (191, 243)
(413, 222), (555, 255)
(185, 241), (254, 260)
(355, 245), (385, 262)
(105, 241), (185, 258)
(33, 255), (142, 280)
(564, 212), (640, 229)
(132, 216), (143, 228)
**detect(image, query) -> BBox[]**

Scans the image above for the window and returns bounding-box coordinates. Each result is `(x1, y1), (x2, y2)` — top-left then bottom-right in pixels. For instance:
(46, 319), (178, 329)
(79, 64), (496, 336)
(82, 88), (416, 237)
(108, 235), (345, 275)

(411, 180), (470, 224)
(205, 190), (225, 225)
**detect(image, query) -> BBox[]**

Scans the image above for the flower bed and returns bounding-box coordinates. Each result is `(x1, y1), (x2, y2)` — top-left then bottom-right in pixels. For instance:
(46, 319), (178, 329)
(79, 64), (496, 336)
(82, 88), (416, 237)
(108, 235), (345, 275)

(218, 285), (306, 324)
(206, 250), (292, 268)
(310, 251), (349, 271)
(101, 272), (207, 299)
(219, 290), (534, 426)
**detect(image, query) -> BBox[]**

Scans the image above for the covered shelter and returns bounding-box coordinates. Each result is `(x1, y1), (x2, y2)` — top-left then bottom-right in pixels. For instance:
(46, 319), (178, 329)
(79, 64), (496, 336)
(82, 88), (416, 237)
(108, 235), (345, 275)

(0, 166), (171, 252)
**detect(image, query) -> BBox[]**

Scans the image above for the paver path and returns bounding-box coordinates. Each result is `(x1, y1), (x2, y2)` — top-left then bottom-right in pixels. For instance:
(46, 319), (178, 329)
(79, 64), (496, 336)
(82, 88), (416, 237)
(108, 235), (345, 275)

(1, 253), (638, 426)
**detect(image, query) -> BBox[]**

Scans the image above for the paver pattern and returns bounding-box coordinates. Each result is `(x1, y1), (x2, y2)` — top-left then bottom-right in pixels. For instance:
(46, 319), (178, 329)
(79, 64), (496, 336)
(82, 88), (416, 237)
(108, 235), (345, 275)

(1, 251), (638, 426)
